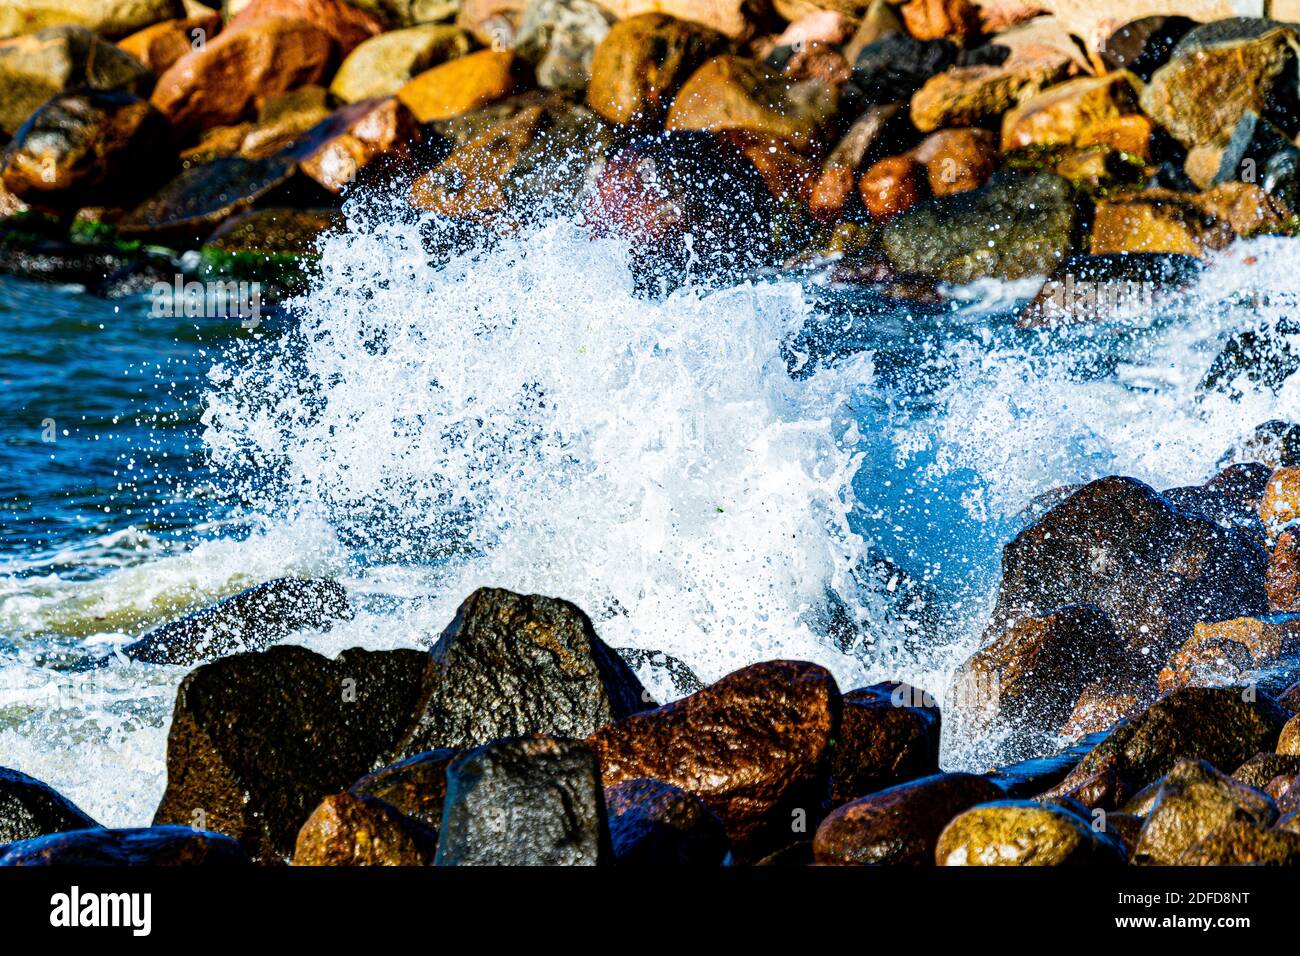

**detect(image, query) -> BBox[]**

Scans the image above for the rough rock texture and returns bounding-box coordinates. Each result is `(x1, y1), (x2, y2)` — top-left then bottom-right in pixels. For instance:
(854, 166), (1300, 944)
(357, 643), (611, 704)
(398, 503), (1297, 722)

(988, 476), (1269, 666)
(394, 588), (649, 757)
(0, 768), (99, 845)
(0, 26), (154, 135)
(1273, 530), (1300, 612)
(0, 826), (250, 865)
(1178, 819), (1300, 864)
(153, 645), (432, 862)
(289, 97), (423, 194)
(435, 736), (608, 865)
(831, 682), (940, 805)
(118, 12), (223, 75)
(121, 578), (352, 666)
(910, 57), (1070, 132)
(1001, 71), (1153, 159)
(349, 748), (458, 831)
(604, 777), (730, 865)
(588, 660), (838, 855)
(585, 13), (724, 127)
(881, 170), (1080, 283)
(1233, 752), (1300, 789)
(1046, 687), (1290, 809)
(292, 792), (438, 865)
(1091, 185), (1290, 256)
(1132, 759), (1278, 865)
(397, 49), (526, 123)
(1157, 613), (1300, 692)
(935, 799), (1126, 865)
(814, 773), (1005, 865)
(1262, 467), (1300, 535)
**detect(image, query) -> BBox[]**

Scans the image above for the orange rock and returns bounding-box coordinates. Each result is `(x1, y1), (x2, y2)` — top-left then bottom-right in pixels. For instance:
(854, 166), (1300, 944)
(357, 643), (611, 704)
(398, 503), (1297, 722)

(1002, 72), (1153, 160)
(1059, 683), (1143, 740)
(1158, 614), (1300, 693)
(1262, 467), (1300, 535)
(1270, 529), (1300, 612)
(808, 164), (856, 223)
(292, 793), (436, 866)
(410, 104), (543, 219)
(151, 17), (336, 134)
(398, 50), (525, 123)
(594, 0), (757, 40)
(900, 0), (980, 42)
(227, 0), (382, 56)
(859, 154), (928, 221)
(805, 103), (903, 223)
(911, 58), (1070, 131)
(294, 97), (422, 194)
(1090, 185), (1289, 257)
(910, 127), (995, 195)
(118, 13), (220, 75)
(721, 130), (819, 204)
(780, 39), (852, 85)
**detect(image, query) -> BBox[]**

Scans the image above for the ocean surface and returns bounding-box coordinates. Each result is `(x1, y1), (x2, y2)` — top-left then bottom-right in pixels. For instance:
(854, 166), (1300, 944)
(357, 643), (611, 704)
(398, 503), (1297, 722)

(2, 206), (1298, 825)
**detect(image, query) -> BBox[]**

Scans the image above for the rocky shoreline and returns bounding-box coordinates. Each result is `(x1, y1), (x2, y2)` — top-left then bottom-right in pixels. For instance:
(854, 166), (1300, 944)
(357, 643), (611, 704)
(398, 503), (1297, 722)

(1, 417), (1300, 866)
(1, 1), (1300, 307)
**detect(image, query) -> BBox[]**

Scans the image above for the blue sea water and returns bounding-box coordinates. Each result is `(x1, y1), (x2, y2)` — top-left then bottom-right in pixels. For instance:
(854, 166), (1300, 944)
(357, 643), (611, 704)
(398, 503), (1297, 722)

(0, 216), (1297, 824)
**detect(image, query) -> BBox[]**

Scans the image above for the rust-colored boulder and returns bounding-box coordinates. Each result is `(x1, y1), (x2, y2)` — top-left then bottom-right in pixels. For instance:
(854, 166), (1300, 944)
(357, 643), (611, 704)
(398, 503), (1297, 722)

(1262, 466), (1300, 535)
(227, 0), (383, 55)
(151, 17), (336, 134)
(910, 56), (1069, 132)
(348, 748), (458, 831)
(1158, 613), (1300, 693)
(909, 126), (995, 195)
(288, 96), (422, 194)
(118, 12), (221, 75)
(831, 682), (941, 805)
(588, 660), (839, 854)
(1002, 71), (1155, 160)
(1270, 529), (1300, 612)
(1059, 683), (1144, 741)
(1132, 758), (1277, 865)
(859, 154), (927, 221)
(397, 50), (526, 123)
(899, 0), (979, 43)
(814, 773), (1004, 865)
(292, 792), (438, 865)
(1281, 713), (1300, 756)
(585, 13), (724, 127)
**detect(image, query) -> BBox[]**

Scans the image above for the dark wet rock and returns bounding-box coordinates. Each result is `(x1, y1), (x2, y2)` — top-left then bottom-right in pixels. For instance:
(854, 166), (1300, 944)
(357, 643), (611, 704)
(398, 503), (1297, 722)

(153, 645), (432, 862)
(1132, 758), (1277, 865)
(881, 171), (1081, 284)
(985, 731), (1109, 797)
(988, 476), (1269, 666)
(284, 97), (424, 195)
(0, 825), (250, 865)
(1101, 811), (1144, 857)
(935, 799), (1126, 866)
(435, 735), (608, 865)
(1271, 529), (1300, 614)
(1, 91), (176, 212)
(1212, 111), (1300, 214)
(831, 681), (940, 805)
(292, 792), (438, 865)
(849, 32), (958, 106)
(0, 226), (164, 289)
(1178, 818), (1300, 864)
(1157, 612), (1300, 693)
(1045, 686), (1290, 809)
(1282, 712), (1300, 755)
(349, 747), (457, 831)
(751, 839), (814, 866)
(197, 207), (343, 300)
(814, 772), (1004, 865)
(1234, 753), (1300, 790)
(614, 647), (703, 698)
(604, 777), (729, 865)
(395, 588), (649, 757)
(0, 767), (99, 844)
(0, 26), (154, 136)
(120, 578), (352, 666)
(1099, 16), (1195, 82)
(1281, 678), (1300, 711)
(1220, 421), (1300, 471)
(1017, 252), (1203, 328)
(117, 156), (328, 245)
(589, 660), (838, 855)
(1200, 320), (1300, 400)
(952, 605), (1127, 753)
(584, 130), (776, 291)
(1164, 462), (1273, 541)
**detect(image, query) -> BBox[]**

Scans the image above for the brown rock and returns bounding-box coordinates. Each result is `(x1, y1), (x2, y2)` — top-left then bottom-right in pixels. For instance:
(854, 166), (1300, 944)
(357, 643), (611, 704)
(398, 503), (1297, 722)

(1059, 683), (1143, 741)
(935, 799), (1126, 865)
(814, 772), (1005, 865)
(291, 792), (437, 865)
(349, 748), (457, 830)
(910, 56), (1069, 132)
(1158, 613), (1300, 693)
(594, 0), (756, 40)
(665, 55), (841, 152)
(152, 17), (336, 135)
(1089, 183), (1292, 257)
(859, 154), (928, 221)
(1270, 529), (1300, 612)
(289, 97), (422, 193)
(909, 126), (995, 195)
(1234, 752), (1300, 790)
(398, 50), (526, 123)
(1178, 818), (1300, 865)
(831, 682), (941, 804)
(456, 0), (527, 47)
(721, 130), (821, 205)
(1281, 713), (1300, 755)
(118, 13), (221, 75)
(588, 660), (839, 854)
(227, 0), (383, 56)
(900, 0), (979, 43)
(1132, 758), (1277, 865)
(1262, 467), (1300, 535)
(585, 13), (724, 127)
(237, 85), (331, 159)
(1001, 71), (1154, 160)
(329, 24), (472, 103)
(806, 102), (904, 221)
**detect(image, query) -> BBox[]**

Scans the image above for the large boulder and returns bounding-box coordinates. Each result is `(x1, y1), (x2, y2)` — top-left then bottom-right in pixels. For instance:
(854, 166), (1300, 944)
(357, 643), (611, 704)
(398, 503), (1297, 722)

(935, 799), (1126, 865)
(0, 26), (153, 135)
(118, 11), (224, 75)
(1045, 686), (1291, 809)
(119, 578), (351, 666)
(152, 17), (337, 135)
(988, 476), (1269, 665)
(1131, 758), (1277, 865)
(0, 90), (175, 212)
(329, 24), (471, 103)
(1157, 613), (1300, 693)
(397, 49), (527, 123)
(1178, 818), (1300, 865)
(588, 660), (839, 855)
(814, 772), (1004, 865)
(513, 0), (613, 94)
(881, 170), (1080, 283)
(1140, 25), (1300, 149)
(291, 792), (438, 865)
(0, 0), (182, 40)
(0, 826), (250, 865)
(604, 777), (730, 865)
(152, 645), (432, 862)
(831, 682), (941, 804)
(585, 13), (725, 127)
(394, 588), (650, 756)
(435, 736), (609, 865)
(0, 768), (99, 845)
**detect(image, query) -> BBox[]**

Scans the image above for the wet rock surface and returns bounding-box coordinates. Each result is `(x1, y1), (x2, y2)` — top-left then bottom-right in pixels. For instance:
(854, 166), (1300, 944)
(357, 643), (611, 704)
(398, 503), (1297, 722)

(0, 825), (251, 866)
(292, 792), (438, 865)
(604, 777), (730, 864)
(936, 799), (1126, 866)
(0, 767), (100, 844)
